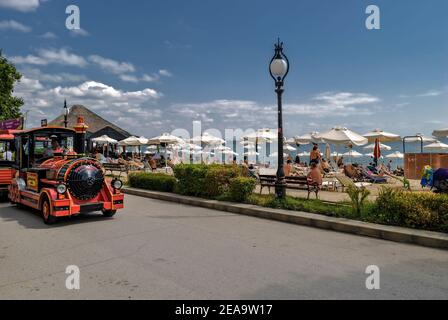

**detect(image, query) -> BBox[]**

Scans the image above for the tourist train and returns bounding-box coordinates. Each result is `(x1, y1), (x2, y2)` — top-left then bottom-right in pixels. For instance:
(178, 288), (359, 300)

(6, 117), (124, 224)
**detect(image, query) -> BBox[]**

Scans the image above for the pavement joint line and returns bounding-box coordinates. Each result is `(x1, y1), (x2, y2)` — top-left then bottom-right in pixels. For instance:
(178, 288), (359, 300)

(122, 187), (448, 250)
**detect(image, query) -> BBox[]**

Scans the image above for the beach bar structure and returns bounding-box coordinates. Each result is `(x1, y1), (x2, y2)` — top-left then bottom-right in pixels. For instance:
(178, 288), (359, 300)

(404, 153), (448, 179)
(403, 135), (448, 179)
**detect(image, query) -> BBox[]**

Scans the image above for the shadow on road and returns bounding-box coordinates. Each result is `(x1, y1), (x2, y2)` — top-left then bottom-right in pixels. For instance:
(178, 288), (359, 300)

(0, 200), (114, 229)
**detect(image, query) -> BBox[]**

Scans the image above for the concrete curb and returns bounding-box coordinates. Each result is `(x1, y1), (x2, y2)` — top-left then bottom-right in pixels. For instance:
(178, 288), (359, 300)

(123, 187), (448, 250)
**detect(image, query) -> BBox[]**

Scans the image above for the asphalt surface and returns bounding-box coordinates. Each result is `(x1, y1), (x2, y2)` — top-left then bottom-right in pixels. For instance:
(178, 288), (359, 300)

(0, 194), (447, 300)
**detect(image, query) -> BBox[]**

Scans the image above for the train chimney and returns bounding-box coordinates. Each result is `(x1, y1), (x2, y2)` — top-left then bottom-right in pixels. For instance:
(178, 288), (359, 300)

(74, 116), (88, 155)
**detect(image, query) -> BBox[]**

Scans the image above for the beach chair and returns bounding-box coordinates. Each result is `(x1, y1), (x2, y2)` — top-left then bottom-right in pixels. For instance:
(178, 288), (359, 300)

(335, 174), (371, 192)
(361, 168), (388, 184)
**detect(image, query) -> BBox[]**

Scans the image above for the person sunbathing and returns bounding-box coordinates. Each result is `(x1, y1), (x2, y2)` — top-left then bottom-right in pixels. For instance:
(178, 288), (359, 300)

(284, 160), (293, 176)
(320, 158), (330, 174)
(307, 163), (323, 187)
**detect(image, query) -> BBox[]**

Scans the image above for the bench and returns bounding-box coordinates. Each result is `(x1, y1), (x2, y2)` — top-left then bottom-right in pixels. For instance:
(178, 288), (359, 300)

(258, 174), (320, 199)
(103, 163), (128, 177)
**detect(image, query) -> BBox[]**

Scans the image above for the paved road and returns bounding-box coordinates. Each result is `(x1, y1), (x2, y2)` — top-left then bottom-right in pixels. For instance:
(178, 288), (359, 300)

(0, 194), (447, 299)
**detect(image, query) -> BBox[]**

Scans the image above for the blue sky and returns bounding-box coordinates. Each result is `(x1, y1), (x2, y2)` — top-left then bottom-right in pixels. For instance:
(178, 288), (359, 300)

(0, 0), (447, 137)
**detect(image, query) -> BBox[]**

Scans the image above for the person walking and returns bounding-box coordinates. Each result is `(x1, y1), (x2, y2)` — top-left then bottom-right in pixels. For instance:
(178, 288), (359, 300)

(310, 145), (321, 165)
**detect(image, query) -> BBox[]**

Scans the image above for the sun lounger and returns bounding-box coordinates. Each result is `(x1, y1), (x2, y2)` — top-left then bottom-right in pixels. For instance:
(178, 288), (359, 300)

(361, 169), (388, 183)
(334, 174), (371, 192)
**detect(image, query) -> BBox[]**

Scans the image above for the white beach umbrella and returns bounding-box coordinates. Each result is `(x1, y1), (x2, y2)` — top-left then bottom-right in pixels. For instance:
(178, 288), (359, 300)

(423, 141), (448, 151)
(319, 127), (368, 146)
(244, 151), (260, 156)
(91, 135), (118, 144)
(222, 150), (238, 156)
(214, 145), (232, 152)
(298, 151), (311, 157)
(342, 150), (364, 158)
(293, 132), (323, 144)
(244, 128), (277, 141)
(245, 144), (262, 150)
(284, 144), (296, 151)
(385, 151), (404, 159)
(405, 134), (437, 143)
(240, 140), (256, 146)
(269, 152), (289, 158)
(363, 142), (392, 151)
(118, 136), (148, 146)
(191, 132), (225, 145)
(148, 133), (183, 145)
(363, 129), (401, 142)
(180, 143), (202, 150)
(148, 133), (184, 170)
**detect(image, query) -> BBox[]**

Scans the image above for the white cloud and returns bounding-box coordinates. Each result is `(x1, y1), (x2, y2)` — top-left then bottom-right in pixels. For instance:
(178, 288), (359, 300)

(38, 48), (88, 66)
(142, 74), (159, 82)
(39, 31), (57, 39)
(399, 88), (445, 98)
(119, 74), (139, 83)
(15, 79), (163, 133)
(159, 69), (172, 77)
(21, 67), (87, 83)
(313, 92), (379, 106)
(417, 90), (443, 97)
(9, 54), (47, 65)
(0, 20), (31, 32)
(10, 48), (88, 67)
(69, 28), (90, 37)
(16, 76), (44, 91)
(88, 55), (135, 74)
(120, 73), (161, 83)
(0, 0), (41, 12)
(172, 92), (379, 124)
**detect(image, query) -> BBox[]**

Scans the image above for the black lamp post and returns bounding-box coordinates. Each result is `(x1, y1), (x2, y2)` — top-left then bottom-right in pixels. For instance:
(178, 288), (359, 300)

(269, 39), (290, 199)
(63, 100), (69, 128)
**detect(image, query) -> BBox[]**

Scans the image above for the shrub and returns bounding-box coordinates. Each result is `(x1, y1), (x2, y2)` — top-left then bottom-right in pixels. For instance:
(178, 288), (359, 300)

(203, 165), (241, 198)
(128, 172), (176, 192)
(346, 185), (371, 217)
(248, 194), (352, 217)
(371, 187), (447, 231)
(227, 177), (257, 202)
(174, 164), (243, 198)
(173, 164), (208, 196)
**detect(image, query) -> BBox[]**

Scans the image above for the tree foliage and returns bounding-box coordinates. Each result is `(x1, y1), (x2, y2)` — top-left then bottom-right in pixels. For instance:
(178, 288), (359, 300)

(0, 50), (24, 121)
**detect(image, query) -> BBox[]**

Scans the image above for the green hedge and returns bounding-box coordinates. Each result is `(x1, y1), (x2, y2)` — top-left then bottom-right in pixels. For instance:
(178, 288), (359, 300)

(174, 164), (243, 198)
(367, 187), (448, 232)
(227, 177), (257, 202)
(128, 173), (177, 192)
(248, 194), (352, 217)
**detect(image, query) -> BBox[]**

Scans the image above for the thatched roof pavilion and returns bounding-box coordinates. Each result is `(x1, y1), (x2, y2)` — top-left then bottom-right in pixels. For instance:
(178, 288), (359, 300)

(49, 105), (132, 141)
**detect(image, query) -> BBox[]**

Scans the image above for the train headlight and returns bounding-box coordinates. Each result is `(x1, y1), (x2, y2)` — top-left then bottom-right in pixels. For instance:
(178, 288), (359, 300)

(112, 179), (123, 190)
(56, 183), (67, 194)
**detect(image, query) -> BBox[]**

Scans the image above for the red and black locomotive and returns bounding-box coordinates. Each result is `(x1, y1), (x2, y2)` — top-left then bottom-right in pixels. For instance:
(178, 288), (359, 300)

(8, 117), (124, 224)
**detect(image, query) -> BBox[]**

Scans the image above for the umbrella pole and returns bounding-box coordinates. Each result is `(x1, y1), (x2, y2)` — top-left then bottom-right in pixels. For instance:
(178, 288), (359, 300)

(165, 143), (168, 172)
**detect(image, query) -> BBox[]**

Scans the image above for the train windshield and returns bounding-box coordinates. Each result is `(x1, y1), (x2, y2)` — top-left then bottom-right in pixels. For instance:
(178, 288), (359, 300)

(32, 132), (75, 162)
(0, 140), (15, 163)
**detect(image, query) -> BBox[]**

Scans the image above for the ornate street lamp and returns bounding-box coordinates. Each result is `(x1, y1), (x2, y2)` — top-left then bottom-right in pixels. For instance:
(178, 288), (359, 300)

(63, 100), (69, 128)
(269, 39), (289, 199)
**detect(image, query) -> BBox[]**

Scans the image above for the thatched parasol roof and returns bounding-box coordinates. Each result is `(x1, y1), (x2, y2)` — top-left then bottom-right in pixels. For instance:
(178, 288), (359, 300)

(49, 105), (132, 138)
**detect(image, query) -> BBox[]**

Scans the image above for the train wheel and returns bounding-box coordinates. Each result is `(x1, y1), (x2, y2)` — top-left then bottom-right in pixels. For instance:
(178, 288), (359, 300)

(102, 209), (116, 218)
(42, 198), (57, 225)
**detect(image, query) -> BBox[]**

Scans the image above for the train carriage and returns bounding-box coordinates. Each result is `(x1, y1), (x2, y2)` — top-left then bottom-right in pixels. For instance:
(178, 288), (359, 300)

(0, 130), (19, 197)
(8, 117), (124, 224)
